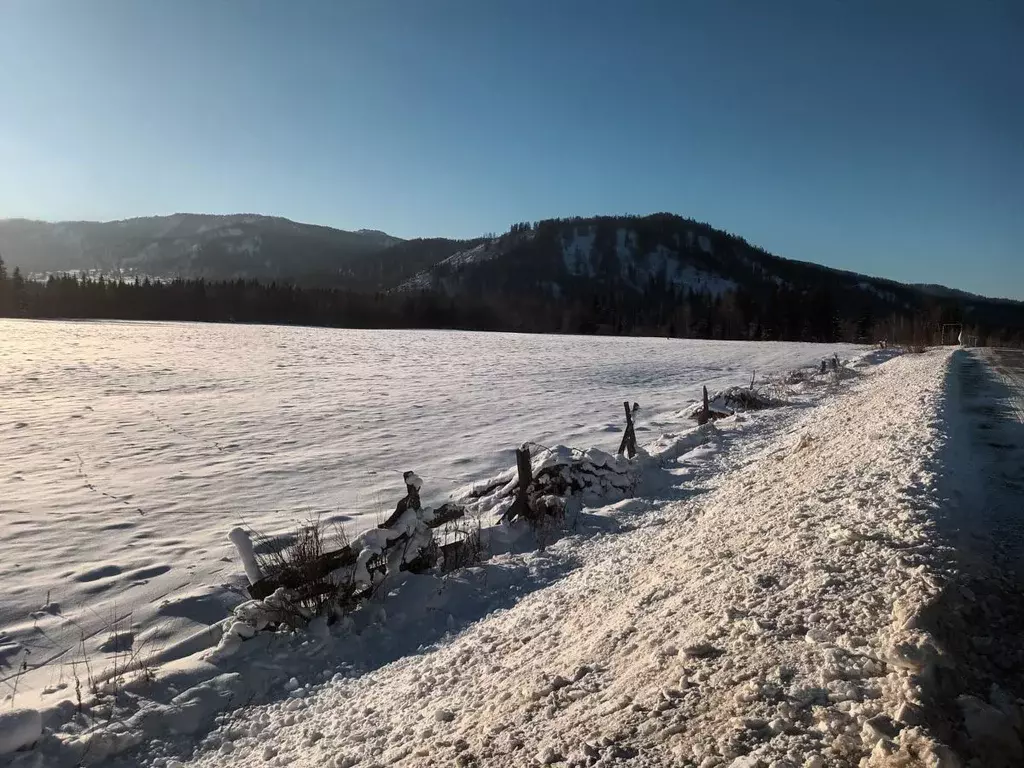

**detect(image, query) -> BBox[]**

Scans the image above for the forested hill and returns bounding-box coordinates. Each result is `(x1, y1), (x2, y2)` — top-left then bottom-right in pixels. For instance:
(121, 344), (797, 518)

(0, 214), (401, 278)
(1, 212), (1022, 345)
(379, 214), (1024, 343)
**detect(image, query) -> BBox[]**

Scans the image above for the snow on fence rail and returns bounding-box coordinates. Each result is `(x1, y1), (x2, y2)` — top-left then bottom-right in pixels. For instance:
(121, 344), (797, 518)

(216, 396), (686, 656)
(221, 449), (642, 651)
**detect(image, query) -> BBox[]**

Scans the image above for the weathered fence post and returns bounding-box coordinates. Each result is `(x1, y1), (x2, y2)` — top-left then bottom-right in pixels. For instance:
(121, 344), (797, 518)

(617, 401), (639, 459)
(229, 527), (263, 586)
(379, 470), (422, 529)
(697, 386), (710, 426)
(501, 445), (534, 523)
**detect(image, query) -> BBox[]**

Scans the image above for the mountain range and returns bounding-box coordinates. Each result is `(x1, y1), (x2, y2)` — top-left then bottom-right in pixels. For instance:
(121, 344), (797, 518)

(1, 212), (1021, 341)
(0, 214), (400, 280)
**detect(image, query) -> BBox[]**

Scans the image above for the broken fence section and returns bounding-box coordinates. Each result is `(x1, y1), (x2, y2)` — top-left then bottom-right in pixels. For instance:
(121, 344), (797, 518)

(219, 397), (711, 650)
(689, 384), (776, 422)
(618, 401), (640, 459)
(459, 442), (640, 522)
(235, 474), (470, 602)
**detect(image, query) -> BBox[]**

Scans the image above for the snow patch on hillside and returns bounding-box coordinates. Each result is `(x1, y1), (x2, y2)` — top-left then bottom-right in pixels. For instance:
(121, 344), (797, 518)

(562, 228), (598, 278)
(673, 265), (736, 296)
(856, 282), (897, 303)
(615, 227), (632, 262)
(560, 228), (735, 295)
(398, 238), (509, 291)
(398, 271), (432, 291)
(223, 237), (260, 256)
(443, 240), (502, 269)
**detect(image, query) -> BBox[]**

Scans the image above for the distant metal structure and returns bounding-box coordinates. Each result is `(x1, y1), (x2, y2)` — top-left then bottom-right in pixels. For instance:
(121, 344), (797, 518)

(941, 323), (963, 346)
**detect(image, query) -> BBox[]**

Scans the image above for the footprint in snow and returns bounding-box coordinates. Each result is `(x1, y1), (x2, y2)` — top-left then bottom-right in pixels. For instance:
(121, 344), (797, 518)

(74, 564), (123, 582)
(98, 631), (134, 653)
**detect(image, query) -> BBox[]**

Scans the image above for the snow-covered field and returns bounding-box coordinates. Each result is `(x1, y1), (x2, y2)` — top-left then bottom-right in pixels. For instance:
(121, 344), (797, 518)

(9, 322), (1021, 766)
(88, 347), (978, 768)
(0, 319), (861, 719)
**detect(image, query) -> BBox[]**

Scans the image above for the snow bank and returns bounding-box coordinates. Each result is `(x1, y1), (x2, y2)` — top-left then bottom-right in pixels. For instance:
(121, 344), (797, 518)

(216, 433), (710, 659)
(638, 425), (714, 465)
(0, 709), (41, 755)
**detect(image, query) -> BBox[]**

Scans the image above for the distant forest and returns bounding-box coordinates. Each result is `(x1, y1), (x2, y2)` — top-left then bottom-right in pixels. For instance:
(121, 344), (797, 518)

(0, 254), (1020, 346)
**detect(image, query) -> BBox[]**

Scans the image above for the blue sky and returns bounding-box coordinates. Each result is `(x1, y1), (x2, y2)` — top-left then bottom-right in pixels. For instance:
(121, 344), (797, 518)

(1, 2), (1021, 299)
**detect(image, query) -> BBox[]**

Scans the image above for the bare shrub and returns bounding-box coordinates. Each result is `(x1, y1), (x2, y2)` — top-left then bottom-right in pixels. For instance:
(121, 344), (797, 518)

(250, 516), (360, 628)
(436, 514), (487, 573)
(98, 610), (164, 701)
(527, 496), (567, 551)
(784, 369), (808, 384)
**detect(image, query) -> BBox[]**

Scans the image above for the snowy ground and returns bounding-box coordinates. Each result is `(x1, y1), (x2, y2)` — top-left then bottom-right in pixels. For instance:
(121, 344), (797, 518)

(10, 324), (1021, 767)
(63, 344), (1024, 768)
(118, 349), (960, 768)
(0, 320), (860, 717)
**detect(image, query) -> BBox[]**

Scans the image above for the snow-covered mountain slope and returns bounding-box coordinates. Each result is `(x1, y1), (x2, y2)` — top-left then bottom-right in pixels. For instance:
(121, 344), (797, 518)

(558, 225), (737, 295)
(397, 221), (742, 299)
(386, 215), (1024, 341)
(398, 238), (511, 291)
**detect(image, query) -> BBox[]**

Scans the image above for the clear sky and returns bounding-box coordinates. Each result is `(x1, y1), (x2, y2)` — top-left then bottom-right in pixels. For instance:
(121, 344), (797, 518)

(1, 1), (1021, 299)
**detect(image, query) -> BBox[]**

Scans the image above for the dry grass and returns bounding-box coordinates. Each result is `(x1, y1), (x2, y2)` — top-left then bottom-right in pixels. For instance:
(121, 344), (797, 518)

(435, 514), (487, 573)
(250, 517), (365, 627)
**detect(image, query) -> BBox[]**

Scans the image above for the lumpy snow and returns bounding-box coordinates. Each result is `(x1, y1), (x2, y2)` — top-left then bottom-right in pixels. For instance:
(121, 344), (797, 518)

(5, 325), (1012, 766)
(65, 346), (977, 767)
(0, 319), (863, 759)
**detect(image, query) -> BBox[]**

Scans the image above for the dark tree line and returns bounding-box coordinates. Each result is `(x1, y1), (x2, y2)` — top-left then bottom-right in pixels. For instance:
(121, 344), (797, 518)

(0, 257), (504, 331)
(538, 281), (1008, 346)
(0, 252), (1020, 347)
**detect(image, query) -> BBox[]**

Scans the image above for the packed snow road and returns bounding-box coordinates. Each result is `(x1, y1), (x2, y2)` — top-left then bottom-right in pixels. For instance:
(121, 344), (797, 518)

(952, 348), (1024, 548)
(980, 347), (1024, 424)
(115, 351), (976, 768)
(911, 348), (1024, 767)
